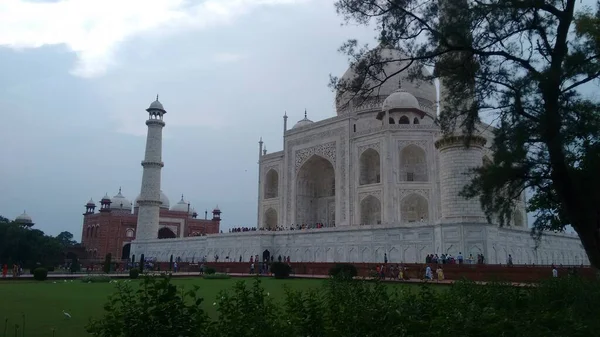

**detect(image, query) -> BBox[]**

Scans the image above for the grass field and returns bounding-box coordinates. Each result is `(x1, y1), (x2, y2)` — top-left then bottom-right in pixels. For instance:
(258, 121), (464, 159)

(0, 277), (425, 337)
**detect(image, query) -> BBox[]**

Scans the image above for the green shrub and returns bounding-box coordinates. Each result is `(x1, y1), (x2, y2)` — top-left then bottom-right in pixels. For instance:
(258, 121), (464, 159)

(46, 266), (55, 272)
(80, 275), (112, 283)
(139, 254), (145, 272)
(70, 258), (81, 273)
(103, 253), (112, 274)
(205, 267), (216, 275)
(328, 263), (358, 280)
(129, 268), (140, 279)
(270, 262), (291, 279)
(32, 268), (48, 281)
(203, 273), (231, 279)
(87, 275), (209, 337)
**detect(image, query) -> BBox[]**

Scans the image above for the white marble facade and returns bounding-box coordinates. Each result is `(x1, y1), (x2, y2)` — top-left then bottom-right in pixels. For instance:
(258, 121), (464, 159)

(131, 47), (589, 265)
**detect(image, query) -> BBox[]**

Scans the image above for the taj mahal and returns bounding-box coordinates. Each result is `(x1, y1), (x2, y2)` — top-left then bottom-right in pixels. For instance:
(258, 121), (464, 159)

(130, 47), (589, 266)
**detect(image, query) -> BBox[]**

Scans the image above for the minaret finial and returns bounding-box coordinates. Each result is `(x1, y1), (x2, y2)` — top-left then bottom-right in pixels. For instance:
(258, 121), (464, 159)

(181, 194), (184, 201)
(156, 94), (159, 101)
(284, 111), (287, 118)
(304, 109), (307, 119)
(118, 187), (122, 193)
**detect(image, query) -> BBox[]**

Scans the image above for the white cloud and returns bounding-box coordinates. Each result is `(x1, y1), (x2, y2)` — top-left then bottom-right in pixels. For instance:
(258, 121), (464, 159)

(0, 0), (308, 78)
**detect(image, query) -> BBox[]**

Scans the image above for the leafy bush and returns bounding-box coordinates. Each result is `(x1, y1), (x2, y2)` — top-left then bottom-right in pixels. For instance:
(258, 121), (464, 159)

(70, 258), (81, 273)
(32, 268), (48, 281)
(103, 253), (112, 274)
(328, 263), (358, 280)
(270, 262), (291, 279)
(203, 273), (231, 279)
(205, 267), (216, 275)
(87, 275), (209, 337)
(80, 275), (112, 283)
(129, 268), (140, 279)
(88, 275), (600, 337)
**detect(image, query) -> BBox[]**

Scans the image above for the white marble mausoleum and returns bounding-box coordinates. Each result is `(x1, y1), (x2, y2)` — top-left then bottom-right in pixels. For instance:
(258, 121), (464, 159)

(131, 47), (589, 266)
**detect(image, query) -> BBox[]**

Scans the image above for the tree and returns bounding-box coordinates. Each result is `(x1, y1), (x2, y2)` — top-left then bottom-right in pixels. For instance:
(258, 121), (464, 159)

(103, 253), (112, 274)
(0, 216), (63, 268)
(332, 0), (600, 268)
(55, 231), (77, 248)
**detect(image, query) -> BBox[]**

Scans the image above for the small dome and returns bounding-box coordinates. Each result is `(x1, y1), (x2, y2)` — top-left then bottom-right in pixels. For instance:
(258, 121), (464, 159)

(382, 89), (420, 110)
(15, 210), (32, 224)
(190, 207), (197, 216)
(135, 190), (171, 209)
(146, 95), (166, 113)
(100, 193), (111, 203)
(213, 205), (221, 212)
(171, 195), (190, 212)
(111, 188), (132, 210)
(292, 110), (314, 129)
(86, 198), (95, 206)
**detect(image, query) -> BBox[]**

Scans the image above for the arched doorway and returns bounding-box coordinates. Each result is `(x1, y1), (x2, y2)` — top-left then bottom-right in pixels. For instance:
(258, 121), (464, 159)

(158, 227), (176, 239)
(264, 169), (279, 198)
(295, 155), (335, 226)
(360, 195), (382, 225)
(121, 243), (131, 260)
(359, 149), (381, 185)
(262, 250), (271, 262)
(264, 208), (277, 230)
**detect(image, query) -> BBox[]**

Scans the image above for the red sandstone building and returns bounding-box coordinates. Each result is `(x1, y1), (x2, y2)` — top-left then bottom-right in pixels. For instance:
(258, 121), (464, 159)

(81, 189), (221, 261)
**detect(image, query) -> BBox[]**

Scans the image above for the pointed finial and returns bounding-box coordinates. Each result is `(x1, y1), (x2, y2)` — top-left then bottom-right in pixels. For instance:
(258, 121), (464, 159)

(284, 111), (288, 118)
(304, 109), (307, 119)
(118, 187), (122, 193)
(181, 194), (184, 201)
(259, 137), (263, 144)
(156, 94), (159, 101)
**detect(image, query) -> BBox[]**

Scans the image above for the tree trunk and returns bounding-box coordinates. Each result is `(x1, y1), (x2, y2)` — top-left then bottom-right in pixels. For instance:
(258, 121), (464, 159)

(572, 212), (600, 271)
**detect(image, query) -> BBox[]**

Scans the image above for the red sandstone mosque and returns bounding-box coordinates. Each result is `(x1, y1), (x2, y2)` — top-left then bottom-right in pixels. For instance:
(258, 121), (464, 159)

(80, 188), (221, 261)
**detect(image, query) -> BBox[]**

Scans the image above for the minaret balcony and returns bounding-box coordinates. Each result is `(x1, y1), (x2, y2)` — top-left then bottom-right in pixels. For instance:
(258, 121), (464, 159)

(141, 160), (165, 168)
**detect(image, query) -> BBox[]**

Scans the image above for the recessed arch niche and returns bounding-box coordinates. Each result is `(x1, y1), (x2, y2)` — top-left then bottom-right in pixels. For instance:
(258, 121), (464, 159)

(359, 148), (381, 185)
(400, 193), (429, 223)
(400, 144), (428, 182)
(264, 169), (279, 199)
(295, 155), (336, 225)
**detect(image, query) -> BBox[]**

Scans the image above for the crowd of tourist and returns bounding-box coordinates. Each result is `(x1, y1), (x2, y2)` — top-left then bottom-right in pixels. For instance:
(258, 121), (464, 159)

(424, 252), (486, 265)
(228, 223), (335, 233)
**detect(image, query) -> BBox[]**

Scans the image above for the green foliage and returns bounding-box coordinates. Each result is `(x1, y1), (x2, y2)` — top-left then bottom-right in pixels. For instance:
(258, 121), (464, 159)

(270, 262), (291, 279)
(212, 279), (289, 337)
(86, 276), (209, 337)
(55, 231), (77, 248)
(80, 275), (112, 283)
(203, 273), (231, 280)
(328, 263), (358, 280)
(103, 253), (112, 274)
(205, 267), (216, 275)
(32, 268), (47, 281)
(70, 258), (81, 273)
(88, 276), (600, 337)
(129, 268), (140, 279)
(0, 220), (63, 269)
(332, 0), (600, 268)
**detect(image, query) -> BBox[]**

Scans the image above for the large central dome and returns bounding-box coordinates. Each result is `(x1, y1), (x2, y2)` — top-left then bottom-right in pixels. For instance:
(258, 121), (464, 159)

(335, 47), (437, 115)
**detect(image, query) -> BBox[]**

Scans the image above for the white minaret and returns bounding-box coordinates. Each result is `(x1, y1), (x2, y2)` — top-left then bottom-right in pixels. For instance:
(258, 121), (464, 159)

(435, 0), (487, 224)
(136, 96), (167, 240)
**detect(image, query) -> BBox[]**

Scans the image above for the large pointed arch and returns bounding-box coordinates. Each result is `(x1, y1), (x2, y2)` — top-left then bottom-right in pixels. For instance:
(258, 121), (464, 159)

(264, 169), (279, 199)
(295, 154), (335, 226)
(359, 148), (381, 185)
(360, 195), (381, 225)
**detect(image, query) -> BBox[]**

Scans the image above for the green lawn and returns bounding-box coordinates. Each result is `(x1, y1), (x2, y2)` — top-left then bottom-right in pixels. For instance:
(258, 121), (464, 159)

(0, 277), (426, 337)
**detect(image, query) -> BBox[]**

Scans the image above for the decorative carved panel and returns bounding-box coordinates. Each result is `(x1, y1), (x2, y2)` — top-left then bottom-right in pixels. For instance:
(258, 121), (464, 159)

(399, 189), (430, 200)
(357, 142), (381, 156)
(397, 140), (429, 151)
(295, 142), (336, 173)
(358, 190), (382, 202)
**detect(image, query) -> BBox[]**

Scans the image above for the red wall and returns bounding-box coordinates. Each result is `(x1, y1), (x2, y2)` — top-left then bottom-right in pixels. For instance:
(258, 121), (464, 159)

(159, 262), (596, 283)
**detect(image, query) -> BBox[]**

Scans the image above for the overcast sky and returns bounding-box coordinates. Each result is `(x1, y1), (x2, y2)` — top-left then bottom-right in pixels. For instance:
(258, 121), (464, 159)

(0, 0), (595, 238)
(0, 0), (378, 237)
